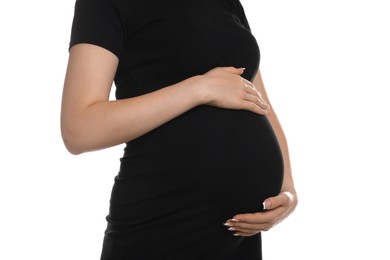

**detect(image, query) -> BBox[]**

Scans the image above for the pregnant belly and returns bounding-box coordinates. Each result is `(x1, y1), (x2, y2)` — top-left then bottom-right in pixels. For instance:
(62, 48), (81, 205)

(104, 106), (284, 256)
(111, 106), (284, 221)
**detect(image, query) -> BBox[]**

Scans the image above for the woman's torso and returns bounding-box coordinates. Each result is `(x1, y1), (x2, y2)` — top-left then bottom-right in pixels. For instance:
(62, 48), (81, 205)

(71, 0), (284, 258)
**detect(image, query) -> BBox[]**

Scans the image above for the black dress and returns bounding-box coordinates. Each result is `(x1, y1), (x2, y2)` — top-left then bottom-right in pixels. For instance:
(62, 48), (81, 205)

(69, 0), (284, 259)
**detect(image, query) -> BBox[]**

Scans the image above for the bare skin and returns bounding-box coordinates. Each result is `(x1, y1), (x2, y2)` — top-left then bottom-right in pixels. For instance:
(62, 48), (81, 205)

(61, 43), (297, 235)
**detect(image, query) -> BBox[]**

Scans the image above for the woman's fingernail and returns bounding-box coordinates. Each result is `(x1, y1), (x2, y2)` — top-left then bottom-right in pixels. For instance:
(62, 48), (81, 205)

(223, 222), (232, 227)
(263, 201), (271, 209)
(233, 233), (241, 236)
(231, 218), (239, 222)
(228, 227), (236, 231)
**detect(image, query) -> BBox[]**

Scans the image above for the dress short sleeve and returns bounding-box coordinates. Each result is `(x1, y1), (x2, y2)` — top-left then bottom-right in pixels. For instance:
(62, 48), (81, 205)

(69, 0), (124, 58)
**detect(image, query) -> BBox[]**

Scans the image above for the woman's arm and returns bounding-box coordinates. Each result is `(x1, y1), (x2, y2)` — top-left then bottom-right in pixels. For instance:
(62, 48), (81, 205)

(61, 44), (268, 154)
(224, 68), (298, 236)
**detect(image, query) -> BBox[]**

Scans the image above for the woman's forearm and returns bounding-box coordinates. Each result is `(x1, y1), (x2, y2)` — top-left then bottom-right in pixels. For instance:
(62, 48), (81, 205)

(61, 76), (203, 155)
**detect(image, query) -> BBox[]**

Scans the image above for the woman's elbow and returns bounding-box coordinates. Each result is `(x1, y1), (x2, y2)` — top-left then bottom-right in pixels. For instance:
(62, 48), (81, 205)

(61, 124), (88, 155)
(61, 133), (83, 155)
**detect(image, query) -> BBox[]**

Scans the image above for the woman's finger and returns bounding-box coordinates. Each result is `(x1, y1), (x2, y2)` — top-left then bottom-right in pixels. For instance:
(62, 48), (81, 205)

(235, 224), (270, 235)
(240, 77), (260, 94)
(224, 222), (270, 237)
(224, 221), (265, 231)
(242, 101), (268, 115)
(240, 78), (270, 110)
(243, 93), (269, 111)
(263, 191), (295, 210)
(223, 67), (246, 75)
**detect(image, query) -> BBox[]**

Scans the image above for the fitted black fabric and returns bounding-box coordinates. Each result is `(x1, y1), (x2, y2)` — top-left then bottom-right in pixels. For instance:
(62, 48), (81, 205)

(70, 0), (284, 259)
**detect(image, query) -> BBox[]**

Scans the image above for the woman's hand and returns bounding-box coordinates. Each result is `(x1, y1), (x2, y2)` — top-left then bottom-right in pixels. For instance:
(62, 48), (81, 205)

(223, 191), (298, 237)
(197, 67), (270, 115)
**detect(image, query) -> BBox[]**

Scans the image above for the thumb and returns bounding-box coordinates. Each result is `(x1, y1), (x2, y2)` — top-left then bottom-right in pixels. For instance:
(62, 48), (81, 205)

(263, 191), (294, 210)
(262, 196), (280, 210)
(221, 66), (245, 75)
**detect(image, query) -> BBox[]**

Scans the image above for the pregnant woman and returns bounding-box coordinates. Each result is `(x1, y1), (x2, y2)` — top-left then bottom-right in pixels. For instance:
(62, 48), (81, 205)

(61, 0), (298, 259)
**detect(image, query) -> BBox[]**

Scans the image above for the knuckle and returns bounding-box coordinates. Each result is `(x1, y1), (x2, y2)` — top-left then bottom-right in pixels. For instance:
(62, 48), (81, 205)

(239, 90), (247, 98)
(236, 100), (245, 108)
(249, 102), (257, 109)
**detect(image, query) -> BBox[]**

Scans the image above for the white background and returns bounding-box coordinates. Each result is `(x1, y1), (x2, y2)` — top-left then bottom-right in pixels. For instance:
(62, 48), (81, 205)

(1, 0), (389, 259)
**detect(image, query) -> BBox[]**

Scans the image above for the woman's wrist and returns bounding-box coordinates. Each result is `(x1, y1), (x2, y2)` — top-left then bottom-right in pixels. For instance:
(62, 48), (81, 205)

(185, 75), (211, 106)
